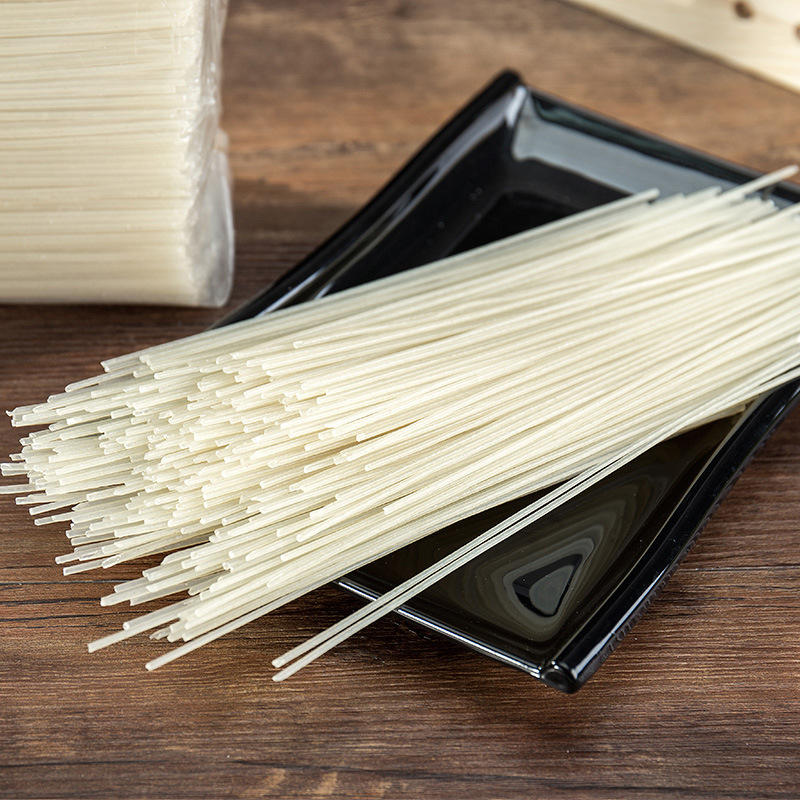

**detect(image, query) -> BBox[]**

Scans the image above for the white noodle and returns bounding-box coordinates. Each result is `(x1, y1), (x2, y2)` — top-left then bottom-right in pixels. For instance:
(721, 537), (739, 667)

(0, 0), (232, 306)
(3, 168), (800, 679)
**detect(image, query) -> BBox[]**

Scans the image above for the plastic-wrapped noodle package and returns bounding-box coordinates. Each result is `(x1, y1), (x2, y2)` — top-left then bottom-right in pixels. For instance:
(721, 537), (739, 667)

(0, 0), (233, 306)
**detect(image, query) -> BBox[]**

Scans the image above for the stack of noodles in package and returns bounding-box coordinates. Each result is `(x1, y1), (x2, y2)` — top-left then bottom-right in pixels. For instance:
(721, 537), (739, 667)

(0, 0), (233, 305)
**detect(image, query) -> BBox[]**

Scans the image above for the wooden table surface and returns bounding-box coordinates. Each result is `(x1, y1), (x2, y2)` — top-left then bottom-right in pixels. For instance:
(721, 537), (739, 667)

(2, 2), (800, 798)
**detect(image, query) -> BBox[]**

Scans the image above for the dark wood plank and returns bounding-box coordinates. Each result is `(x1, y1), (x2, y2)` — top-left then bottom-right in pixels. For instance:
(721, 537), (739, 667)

(2, 1), (800, 798)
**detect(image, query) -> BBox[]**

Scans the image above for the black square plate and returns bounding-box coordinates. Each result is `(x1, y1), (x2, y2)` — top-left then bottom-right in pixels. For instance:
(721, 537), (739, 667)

(221, 71), (800, 692)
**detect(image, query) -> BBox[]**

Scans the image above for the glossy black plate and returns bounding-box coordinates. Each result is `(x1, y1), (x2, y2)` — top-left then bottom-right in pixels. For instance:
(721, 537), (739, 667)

(221, 71), (800, 692)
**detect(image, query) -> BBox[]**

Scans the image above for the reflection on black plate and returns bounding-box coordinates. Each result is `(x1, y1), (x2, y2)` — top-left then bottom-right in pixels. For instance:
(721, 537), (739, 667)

(221, 71), (800, 692)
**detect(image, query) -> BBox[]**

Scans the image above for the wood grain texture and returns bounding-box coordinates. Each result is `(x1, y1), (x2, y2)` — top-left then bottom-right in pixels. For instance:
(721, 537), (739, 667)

(565, 0), (800, 94)
(2, 1), (800, 797)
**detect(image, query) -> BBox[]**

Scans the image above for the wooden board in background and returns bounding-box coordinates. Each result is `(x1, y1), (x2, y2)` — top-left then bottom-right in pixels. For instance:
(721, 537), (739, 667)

(568, 0), (800, 93)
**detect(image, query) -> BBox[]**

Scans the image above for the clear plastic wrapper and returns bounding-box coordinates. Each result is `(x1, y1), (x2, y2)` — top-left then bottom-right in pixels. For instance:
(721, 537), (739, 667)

(0, 0), (234, 306)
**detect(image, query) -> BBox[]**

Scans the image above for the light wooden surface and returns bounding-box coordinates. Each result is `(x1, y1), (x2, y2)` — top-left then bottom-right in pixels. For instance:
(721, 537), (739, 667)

(566, 0), (800, 93)
(2, 1), (800, 798)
